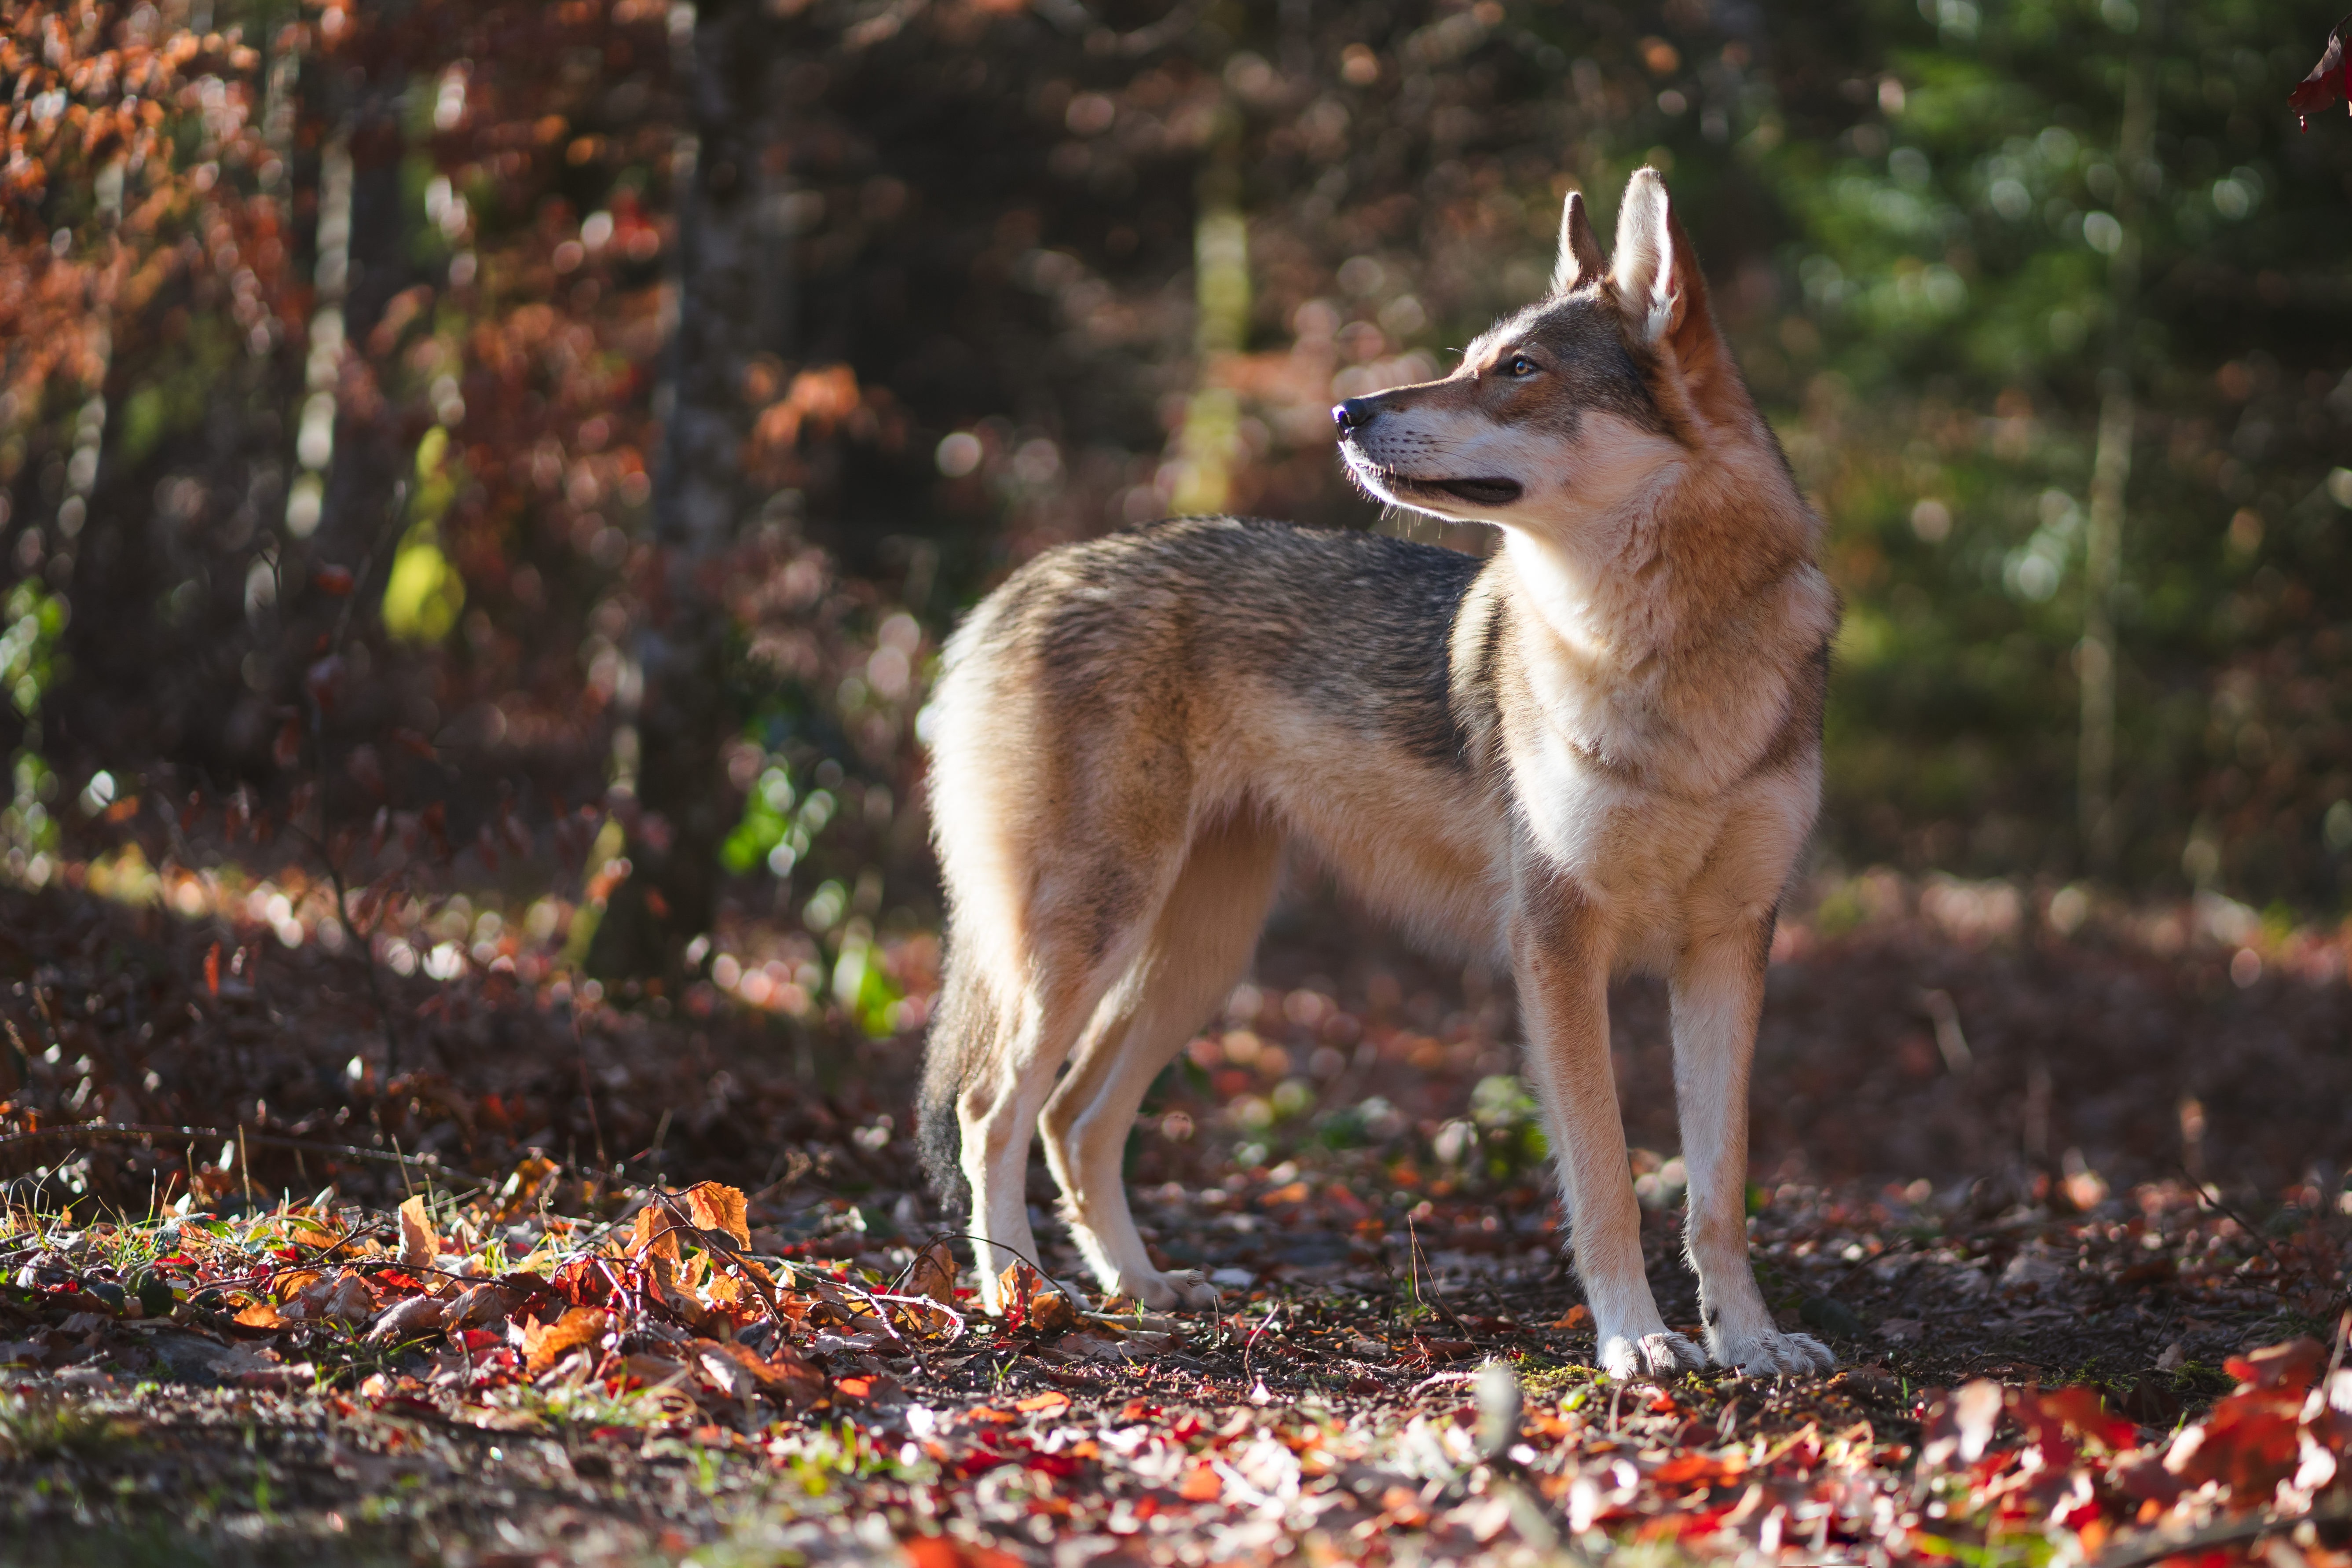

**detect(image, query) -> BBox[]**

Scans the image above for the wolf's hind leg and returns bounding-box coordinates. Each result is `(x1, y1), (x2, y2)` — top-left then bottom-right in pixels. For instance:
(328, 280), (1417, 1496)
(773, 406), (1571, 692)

(1042, 813), (1280, 1312)
(955, 959), (1125, 1315)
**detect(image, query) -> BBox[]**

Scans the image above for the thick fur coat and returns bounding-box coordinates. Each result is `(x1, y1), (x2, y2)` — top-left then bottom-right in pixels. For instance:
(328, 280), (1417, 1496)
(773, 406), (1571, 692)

(918, 170), (1839, 1378)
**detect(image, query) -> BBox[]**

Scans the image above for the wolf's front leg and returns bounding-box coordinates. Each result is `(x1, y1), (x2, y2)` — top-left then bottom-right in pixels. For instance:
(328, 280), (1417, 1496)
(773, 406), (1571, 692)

(1670, 910), (1834, 1376)
(1516, 875), (1704, 1380)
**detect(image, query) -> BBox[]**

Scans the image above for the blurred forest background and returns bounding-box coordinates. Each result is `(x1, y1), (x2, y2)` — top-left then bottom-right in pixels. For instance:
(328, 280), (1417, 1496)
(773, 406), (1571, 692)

(0, 0), (2348, 1051)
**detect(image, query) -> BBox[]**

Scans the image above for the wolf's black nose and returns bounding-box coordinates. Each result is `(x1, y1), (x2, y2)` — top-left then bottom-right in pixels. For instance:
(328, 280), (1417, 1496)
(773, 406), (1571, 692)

(1332, 398), (1374, 432)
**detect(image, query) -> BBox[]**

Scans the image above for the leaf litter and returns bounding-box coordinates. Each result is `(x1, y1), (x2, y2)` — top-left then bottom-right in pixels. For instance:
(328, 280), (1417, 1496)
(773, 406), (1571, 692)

(3, 879), (2351, 1562)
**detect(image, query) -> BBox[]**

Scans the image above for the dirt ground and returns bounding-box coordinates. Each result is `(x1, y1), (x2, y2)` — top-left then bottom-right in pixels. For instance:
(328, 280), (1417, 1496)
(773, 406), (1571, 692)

(1, 875), (2348, 1565)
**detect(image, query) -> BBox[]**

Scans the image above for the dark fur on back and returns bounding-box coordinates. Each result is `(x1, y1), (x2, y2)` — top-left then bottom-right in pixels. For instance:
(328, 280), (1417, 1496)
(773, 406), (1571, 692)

(985, 516), (1487, 766)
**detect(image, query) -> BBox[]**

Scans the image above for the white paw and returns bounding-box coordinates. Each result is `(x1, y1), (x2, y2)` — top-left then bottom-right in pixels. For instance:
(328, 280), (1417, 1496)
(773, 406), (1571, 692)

(1712, 1328), (1836, 1377)
(1117, 1268), (1223, 1312)
(1599, 1330), (1706, 1379)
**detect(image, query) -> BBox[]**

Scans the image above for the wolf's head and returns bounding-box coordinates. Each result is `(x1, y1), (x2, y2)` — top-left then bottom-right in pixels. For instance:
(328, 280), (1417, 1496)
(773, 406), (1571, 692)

(1335, 168), (1777, 546)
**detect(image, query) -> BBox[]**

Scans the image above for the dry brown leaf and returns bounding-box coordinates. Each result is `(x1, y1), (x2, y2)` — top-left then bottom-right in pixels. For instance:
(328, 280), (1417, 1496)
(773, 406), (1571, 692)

(233, 1300), (289, 1330)
(521, 1306), (610, 1375)
(319, 1272), (375, 1323)
(366, 1293), (446, 1343)
(907, 1240), (958, 1307)
(619, 1352), (690, 1388)
(1029, 1288), (1080, 1335)
(996, 1260), (1039, 1324)
(443, 1281), (512, 1331)
(270, 1268), (323, 1304)
(397, 1195), (439, 1271)
(691, 1337), (827, 1405)
(683, 1182), (751, 1249)
(629, 1204), (684, 1291)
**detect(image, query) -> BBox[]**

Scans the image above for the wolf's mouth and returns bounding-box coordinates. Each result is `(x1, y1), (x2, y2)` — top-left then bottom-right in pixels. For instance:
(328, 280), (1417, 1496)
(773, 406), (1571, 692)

(1418, 476), (1524, 506)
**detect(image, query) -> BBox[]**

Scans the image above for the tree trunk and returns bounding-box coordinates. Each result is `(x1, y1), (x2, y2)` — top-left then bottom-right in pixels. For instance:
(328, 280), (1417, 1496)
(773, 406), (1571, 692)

(315, 9), (413, 580)
(587, 0), (778, 983)
(2077, 12), (2158, 877)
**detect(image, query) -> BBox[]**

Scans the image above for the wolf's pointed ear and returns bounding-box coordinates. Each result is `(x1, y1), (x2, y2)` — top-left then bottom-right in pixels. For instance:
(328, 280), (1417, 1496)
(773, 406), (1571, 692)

(1609, 167), (1695, 345)
(1549, 189), (1606, 296)
(1610, 167), (1742, 421)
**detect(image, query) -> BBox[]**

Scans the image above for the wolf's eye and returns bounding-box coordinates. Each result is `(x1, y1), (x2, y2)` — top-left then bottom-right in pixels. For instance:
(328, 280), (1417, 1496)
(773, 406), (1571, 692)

(1505, 355), (1539, 377)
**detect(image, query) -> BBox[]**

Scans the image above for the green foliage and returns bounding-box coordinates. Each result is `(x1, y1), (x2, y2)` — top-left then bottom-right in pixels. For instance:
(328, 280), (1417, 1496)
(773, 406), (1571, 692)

(720, 755), (837, 879)
(1746, 0), (2352, 898)
(1, 579), (65, 858)
(1433, 1075), (1550, 1184)
(381, 428), (466, 644)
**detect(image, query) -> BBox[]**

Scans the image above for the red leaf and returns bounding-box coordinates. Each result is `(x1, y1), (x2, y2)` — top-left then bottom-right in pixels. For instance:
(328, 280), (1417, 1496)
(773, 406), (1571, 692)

(2288, 16), (2351, 127)
(2227, 1337), (2325, 1395)
(901, 1536), (1027, 1568)
(313, 564), (355, 596)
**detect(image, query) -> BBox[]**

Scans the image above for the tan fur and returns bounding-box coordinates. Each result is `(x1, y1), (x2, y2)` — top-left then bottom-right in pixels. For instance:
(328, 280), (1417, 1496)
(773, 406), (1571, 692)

(919, 170), (1840, 1377)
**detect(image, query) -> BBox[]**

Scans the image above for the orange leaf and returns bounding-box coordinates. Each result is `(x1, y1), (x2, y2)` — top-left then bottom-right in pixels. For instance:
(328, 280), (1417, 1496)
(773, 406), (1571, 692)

(234, 1301), (288, 1330)
(630, 1205), (684, 1290)
(908, 1241), (959, 1308)
(396, 1196), (438, 1272)
(683, 1182), (751, 1249)
(1550, 1304), (1592, 1331)
(522, 1306), (610, 1375)
(1179, 1464), (1223, 1502)
(901, 1535), (1029, 1568)
(2227, 1337), (2325, 1395)
(1014, 1390), (1070, 1414)
(996, 1260), (1039, 1325)
(1029, 1289), (1080, 1335)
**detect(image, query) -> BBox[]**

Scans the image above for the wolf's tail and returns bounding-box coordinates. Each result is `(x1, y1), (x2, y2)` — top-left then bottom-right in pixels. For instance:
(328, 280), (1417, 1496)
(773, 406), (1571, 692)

(916, 942), (995, 1216)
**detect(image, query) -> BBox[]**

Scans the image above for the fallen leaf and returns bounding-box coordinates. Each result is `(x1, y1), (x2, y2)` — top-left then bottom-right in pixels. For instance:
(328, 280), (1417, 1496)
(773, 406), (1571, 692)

(319, 1272), (375, 1323)
(1953, 1379), (2004, 1464)
(521, 1307), (609, 1375)
(2227, 1337), (2325, 1395)
(907, 1240), (958, 1307)
(367, 1293), (446, 1343)
(683, 1182), (752, 1249)
(1550, 1304), (1592, 1331)
(901, 1535), (1029, 1568)
(1029, 1289), (1080, 1335)
(233, 1301), (289, 1331)
(996, 1261), (1039, 1325)
(443, 1281), (513, 1331)
(397, 1196), (439, 1272)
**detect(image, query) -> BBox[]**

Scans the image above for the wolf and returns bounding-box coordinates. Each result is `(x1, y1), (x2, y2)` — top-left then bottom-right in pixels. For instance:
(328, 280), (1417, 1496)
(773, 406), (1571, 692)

(916, 168), (1839, 1378)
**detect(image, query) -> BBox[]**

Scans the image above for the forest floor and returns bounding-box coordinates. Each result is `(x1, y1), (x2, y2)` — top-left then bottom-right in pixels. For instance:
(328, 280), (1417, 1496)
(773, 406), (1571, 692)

(0, 871), (2349, 1566)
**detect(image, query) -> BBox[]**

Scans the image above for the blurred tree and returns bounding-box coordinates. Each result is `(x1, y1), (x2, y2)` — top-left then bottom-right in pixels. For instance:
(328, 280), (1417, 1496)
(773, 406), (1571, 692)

(1756, 0), (2352, 900)
(586, 0), (779, 982)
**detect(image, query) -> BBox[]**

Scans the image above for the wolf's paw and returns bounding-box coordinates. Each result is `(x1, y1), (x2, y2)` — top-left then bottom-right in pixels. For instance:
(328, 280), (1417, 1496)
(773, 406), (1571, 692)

(1120, 1268), (1223, 1312)
(1600, 1330), (1707, 1380)
(1712, 1328), (1836, 1377)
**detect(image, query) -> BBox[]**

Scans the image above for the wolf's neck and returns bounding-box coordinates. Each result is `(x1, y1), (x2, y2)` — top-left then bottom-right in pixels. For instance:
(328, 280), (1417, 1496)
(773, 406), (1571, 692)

(1499, 508), (1672, 670)
(1499, 472), (1812, 670)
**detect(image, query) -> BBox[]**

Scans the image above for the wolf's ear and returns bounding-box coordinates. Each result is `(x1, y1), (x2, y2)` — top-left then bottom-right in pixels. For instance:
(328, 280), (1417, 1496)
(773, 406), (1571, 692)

(1549, 189), (1607, 296)
(1609, 167), (1696, 345)
(1610, 167), (1741, 419)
